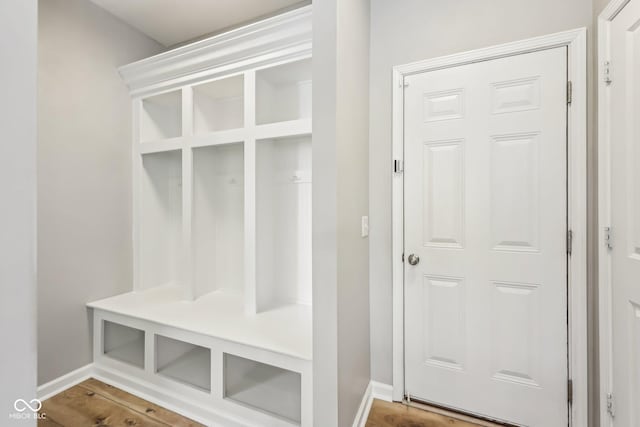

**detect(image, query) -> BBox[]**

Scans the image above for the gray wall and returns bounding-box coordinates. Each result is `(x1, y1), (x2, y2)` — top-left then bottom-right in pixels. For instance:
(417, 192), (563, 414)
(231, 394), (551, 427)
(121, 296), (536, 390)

(313, 0), (371, 425)
(594, 0), (611, 14)
(0, 1), (37, 423)
(37, 0), (163, 384)
(369, 0), (596, 417)
(336, 2), (371, 425)
(312, 0), (339, 423)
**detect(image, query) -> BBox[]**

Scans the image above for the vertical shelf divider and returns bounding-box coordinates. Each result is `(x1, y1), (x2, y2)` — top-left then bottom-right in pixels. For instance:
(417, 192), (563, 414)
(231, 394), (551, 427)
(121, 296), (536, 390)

(145, 329), (154, 374)
(132, 97), (142, 292)
(181, 87), (194, 301)
(244, 70), (257, 315)
(211, 347), (224, 399)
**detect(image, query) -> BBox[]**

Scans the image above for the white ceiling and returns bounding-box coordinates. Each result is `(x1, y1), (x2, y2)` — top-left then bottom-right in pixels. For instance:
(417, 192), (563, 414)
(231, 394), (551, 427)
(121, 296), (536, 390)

(91, 0), (308, 47)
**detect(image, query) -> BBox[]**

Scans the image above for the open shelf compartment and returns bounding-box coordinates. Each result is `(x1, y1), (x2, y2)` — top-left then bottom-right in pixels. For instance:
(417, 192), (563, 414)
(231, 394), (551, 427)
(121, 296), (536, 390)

(139, 150), (182, 291)
(156, 335), (211, 392)
(224, 353), (301, 424)
(140, 90), (182, 142)
(192, 142), (244, 299)
(193, 75), (244, 134)
(256, 59), (311, 125)
(103, 321), (145, 368)
(256, 135), (312, 313)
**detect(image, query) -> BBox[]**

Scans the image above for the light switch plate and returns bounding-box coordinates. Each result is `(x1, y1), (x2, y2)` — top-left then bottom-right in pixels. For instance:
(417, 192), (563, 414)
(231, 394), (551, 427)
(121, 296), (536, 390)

(361, 216), (369, 237)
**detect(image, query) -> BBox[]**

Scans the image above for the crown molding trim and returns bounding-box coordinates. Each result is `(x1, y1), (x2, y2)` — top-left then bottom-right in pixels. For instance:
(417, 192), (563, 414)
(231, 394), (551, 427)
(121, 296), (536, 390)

(119, 5), (312, 97)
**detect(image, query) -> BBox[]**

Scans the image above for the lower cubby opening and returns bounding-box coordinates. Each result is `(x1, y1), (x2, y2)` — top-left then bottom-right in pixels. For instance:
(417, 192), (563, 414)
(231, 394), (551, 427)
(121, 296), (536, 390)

(103, 321), (145, 368)
(156, 335), (211, 392)
(224, 353), (301, 425)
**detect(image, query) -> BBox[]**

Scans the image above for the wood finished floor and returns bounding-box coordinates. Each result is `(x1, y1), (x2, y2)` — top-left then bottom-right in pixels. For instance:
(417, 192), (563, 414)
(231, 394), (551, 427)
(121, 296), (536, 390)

(366, 399), (493, 427)
(40, 379), (492, 427)
(38, 378), (203, 427)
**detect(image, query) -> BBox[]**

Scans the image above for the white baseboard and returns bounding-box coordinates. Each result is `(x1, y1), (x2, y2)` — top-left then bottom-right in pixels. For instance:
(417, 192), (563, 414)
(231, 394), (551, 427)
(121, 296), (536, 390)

(37, 363), (275, 427)
(370, 381), (393, 402)
(37, 363), (94, 401)
(352, 381), (393, 427)
(40, 364), (393, 427)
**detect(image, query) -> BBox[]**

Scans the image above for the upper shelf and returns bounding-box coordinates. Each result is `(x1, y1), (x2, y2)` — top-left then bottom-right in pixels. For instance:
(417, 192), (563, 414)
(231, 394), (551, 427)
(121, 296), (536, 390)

(137, 62), (312, 149)
(256, 59), (311, 125)
(193, 75), (244, 135)
(140, 90), (182, 143)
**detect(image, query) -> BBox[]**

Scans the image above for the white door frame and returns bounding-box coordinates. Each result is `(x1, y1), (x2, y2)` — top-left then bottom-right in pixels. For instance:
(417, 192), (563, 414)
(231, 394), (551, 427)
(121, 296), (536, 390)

(391, 28), (588, 426)
(597, 1), (632, 426)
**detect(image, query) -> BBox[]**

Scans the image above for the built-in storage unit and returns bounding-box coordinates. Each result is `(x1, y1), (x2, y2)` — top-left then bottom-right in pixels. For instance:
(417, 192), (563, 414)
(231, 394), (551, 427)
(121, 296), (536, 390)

(103, 321), (145, 369)
(89, 7), (313, 427)
(225, 353), (302, 424)
(156, 335), (211, 392)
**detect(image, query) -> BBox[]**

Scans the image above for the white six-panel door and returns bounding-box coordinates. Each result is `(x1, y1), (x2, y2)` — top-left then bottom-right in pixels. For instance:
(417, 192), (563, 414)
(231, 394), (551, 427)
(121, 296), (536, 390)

(403, 47), (569, 426)
(605, 0), (640, 424)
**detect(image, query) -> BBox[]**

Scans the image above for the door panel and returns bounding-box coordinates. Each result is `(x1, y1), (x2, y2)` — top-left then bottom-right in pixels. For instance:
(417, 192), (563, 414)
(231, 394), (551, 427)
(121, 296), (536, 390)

(404, 47), (568, 426)
(422, 140), (465, 248)
(608, 0), (640, 425)
(422, 275), (466, 370)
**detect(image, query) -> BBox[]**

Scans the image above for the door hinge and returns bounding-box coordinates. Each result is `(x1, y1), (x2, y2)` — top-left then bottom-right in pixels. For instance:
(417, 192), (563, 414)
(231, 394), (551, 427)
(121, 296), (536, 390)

(607, 393), (615, 418)
(604, 61), (613, 85)
(394, 159), (404, 174)
(604, 226), (613, 250)
(567, 230), (573, 256)
(567, 81), (573, 105)
(568, 379), (573, 405)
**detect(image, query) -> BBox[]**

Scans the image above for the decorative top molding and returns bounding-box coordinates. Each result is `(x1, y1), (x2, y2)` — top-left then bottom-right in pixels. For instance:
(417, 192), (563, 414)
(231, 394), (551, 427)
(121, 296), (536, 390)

(393, 27), (586, 76)
(119, 5), (312, 97)
(598, 0), (631, 21)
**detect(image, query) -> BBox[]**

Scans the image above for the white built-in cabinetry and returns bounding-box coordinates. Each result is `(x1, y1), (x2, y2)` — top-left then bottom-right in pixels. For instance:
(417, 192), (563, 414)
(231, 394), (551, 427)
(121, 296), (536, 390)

(88, 7), (313, 427)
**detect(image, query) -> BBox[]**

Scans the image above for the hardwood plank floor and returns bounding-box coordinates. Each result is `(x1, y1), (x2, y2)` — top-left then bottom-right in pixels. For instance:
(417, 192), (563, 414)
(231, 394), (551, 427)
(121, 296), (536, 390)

(38, 378), (204, 427)
(40, 379), (494, 427)
(366, 399), (496, 427)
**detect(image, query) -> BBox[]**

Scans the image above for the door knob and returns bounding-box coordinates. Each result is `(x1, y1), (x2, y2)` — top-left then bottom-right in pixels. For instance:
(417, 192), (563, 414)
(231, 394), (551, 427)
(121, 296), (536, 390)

(407, 254), (420, 266)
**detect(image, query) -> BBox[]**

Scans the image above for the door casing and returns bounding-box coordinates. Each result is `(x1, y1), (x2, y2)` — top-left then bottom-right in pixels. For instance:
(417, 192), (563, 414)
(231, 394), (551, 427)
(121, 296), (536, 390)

(598, 1), (633, 426)
(391, 28), (588, 426)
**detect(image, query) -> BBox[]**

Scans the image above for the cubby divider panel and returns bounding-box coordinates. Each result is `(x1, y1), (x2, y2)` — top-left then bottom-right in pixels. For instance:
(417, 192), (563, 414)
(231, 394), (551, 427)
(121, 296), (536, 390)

(103, 321), (145, 368)
(224, 353), (301, 424)
(156, 335), (211, 392)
